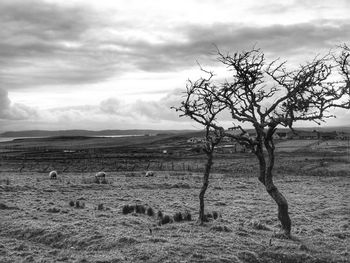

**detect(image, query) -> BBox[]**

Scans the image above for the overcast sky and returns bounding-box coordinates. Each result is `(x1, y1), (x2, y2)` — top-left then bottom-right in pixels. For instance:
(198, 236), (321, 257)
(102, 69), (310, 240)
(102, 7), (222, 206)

(0, 0), (350, 132)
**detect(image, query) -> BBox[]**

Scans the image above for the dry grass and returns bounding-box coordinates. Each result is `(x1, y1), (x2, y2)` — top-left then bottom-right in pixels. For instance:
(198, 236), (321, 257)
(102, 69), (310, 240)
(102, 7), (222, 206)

(0, 171), (348, 262)
(0, 136), (349, 262)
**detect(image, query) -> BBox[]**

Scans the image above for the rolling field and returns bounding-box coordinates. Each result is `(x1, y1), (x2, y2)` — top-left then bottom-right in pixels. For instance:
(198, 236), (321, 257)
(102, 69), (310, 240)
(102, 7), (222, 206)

(0, 135), (349, 262)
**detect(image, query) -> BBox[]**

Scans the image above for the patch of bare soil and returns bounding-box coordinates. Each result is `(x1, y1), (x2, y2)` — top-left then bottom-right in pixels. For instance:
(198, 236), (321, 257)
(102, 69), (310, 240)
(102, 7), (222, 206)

(0, 172), (349, 262)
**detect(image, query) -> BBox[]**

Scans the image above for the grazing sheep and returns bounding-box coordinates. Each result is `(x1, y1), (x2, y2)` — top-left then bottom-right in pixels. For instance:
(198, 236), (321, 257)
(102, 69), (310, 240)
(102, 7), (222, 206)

(49, 170), (57, 179)
(145, 171), (154, 177)
(95, 171), (106, 178)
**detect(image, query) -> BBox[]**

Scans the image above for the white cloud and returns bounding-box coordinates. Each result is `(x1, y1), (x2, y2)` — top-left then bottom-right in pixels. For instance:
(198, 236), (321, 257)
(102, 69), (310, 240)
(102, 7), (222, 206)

(0, 0), (350, 131)
(0, 88), (38, 120)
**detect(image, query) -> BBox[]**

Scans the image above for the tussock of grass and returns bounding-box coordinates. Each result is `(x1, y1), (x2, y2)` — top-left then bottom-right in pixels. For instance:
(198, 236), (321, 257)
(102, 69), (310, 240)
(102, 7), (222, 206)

(183, 211), (192, 221)
(135, 204), (146, 214)
(146, 207), (154, 216)
(206, 213), (213, 219)
(0, 203), (18, 210)
(212, 211), (219, 220)
(122, 204), (134, 214)
(47, 207), (60, 213)
(157, 210), (163, 219)
(75, 200), (85, 209)
(160, 215), (172, 225)
(202, 212), (218, 222)
(0, 203), (9, 209)
(122, 204), (150, 215)
(173, 212), (183, 222)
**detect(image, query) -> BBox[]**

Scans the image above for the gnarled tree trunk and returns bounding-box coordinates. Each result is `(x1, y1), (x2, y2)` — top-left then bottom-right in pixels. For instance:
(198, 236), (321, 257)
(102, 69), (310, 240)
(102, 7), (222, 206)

(254, 135), (292, 236)
(264, 138), (291, 236)
(199, 152), (213, 224)
(265, 183), (291, 235)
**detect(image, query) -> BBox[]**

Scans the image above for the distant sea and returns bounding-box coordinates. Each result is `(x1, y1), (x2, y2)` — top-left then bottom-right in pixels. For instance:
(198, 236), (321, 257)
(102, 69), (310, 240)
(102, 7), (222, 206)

(0, 134), (142, 143)
(0, 137), (41, 143)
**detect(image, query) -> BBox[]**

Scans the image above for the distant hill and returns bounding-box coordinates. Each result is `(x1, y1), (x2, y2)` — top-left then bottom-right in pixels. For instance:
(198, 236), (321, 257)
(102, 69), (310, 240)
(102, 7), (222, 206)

(279, 126), (350, 133)
(0, 129), (196, 138)
(1, 126), (350, 138)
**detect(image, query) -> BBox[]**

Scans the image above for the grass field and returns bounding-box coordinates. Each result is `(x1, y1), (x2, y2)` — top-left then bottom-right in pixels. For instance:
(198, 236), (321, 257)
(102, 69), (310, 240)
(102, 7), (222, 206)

(0, 135), (349, 262)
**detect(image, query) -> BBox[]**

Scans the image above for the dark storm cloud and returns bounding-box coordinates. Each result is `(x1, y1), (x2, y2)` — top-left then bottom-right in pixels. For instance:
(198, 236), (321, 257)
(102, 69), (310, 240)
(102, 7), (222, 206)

(1, 0), (350, 90)
(95, 19), (350, 73)
(0, 0), (121, 88)
(133, 20), (350, 71)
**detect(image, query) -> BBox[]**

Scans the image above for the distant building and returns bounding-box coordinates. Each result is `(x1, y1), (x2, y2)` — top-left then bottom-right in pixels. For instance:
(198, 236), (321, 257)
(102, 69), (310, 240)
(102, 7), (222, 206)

(221, 136), (232, 142)
(294, 130), (319, 140)
(336, 132), (350, 140)
(275, 132), (288, 139)
(187, 137), (206, 144)
(319, 131), (337, 140)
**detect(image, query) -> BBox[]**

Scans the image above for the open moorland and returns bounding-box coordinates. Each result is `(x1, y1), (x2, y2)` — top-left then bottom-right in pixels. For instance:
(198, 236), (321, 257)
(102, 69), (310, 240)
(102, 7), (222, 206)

(0, 134), (349, 262)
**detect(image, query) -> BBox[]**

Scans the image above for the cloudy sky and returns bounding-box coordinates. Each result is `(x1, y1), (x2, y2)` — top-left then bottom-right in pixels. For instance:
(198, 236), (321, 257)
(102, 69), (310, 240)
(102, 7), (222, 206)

(1, 0), (350, 132)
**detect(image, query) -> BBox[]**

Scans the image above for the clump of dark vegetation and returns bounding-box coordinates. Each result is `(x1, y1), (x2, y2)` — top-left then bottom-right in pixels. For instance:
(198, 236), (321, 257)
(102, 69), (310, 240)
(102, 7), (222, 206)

(122, 204), (158, 219)
(157, 210), (163, 219)
(135, 204), (146, 214)
(147, 207), (154, 217)
(47, 207), (60, 213)
(122, 204), (149, 215)
(206, 213), (213, 220)
(0, 203), (9, 209)
(202, 211), (220, 222)
(75, 200), (85, 209)
(122, 205), (191, 226)
(0, 203), (18, 210)
(122, 204), (134, 214)
(173, 212), (183, 222)
(183, 211), (192, 221)
(160, 214), (172, 225)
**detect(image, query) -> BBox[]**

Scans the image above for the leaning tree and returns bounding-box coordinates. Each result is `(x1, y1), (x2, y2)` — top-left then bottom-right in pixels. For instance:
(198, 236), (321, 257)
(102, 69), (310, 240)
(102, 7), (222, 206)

(172, 69), (225, 224)
(175, 45), (350, 236)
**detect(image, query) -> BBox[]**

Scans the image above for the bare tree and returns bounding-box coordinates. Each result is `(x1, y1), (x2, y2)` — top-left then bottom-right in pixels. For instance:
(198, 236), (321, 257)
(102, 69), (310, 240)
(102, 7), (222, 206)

(176, 46), (350, 236)
(172, 69), (225, 224)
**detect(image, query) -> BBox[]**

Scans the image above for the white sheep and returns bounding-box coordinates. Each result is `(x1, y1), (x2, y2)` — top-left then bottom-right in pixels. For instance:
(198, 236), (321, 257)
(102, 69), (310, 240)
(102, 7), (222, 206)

(145, 171), (154, 177)
(95, 171), (106, 178)
(49, 170), (57, 179)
